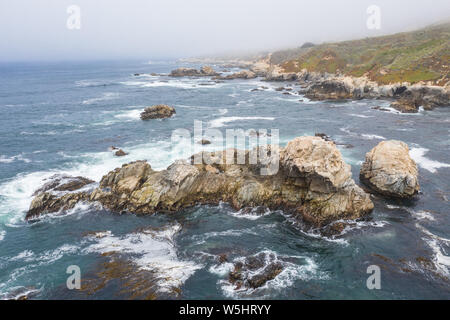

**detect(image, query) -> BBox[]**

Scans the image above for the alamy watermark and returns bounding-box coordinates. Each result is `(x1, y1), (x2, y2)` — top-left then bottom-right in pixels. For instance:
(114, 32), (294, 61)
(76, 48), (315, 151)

(66, 5), (81, 30)
(170, 120), (280, 175)
(366, 5), (381, 30)
(366, 265), (381, 289)
(66, 265), (81, 290)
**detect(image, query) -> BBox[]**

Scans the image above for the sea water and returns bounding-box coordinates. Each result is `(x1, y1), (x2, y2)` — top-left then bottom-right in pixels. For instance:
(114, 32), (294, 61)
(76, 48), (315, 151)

(0, 60), (449, 299)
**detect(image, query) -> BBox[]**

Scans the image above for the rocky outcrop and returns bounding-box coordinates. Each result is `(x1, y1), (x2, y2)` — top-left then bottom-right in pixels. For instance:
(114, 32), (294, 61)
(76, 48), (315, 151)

(264, 65), (298, 81)
(169, 66), (219, 77)
(302, 74), (450, 111)
(360, 140), (419, 198)
(169, 68), (201, 77)
(200, 66), (220, 76)
(227, 252), (284, 290)
(27, 175), (95, 220)
(114, 149), (128, 157)
(140, 105), (175, 120)
(305, 79), (353, 100)
(27, 137), (373, 227)
(214, 70), (256, 80)
(32, 175), (94, 196)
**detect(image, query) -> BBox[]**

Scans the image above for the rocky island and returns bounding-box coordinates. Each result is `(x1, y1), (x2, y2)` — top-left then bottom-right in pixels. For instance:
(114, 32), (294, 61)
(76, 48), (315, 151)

(27, 136), (375, 228)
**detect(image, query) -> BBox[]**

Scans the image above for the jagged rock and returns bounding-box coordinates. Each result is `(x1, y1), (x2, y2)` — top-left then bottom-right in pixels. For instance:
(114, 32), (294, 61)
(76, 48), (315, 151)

(228, 252), (284, 290)
(390, 99), (419, 113)
(114, 149), (128, 157)
(26, 192), (88, 220)
(169, 68), (201, 77)
(140, 105), (175, 120)
(360, 140), (419, 198)
(32, 175), (94, 196)
(314, 133), (332, 142)
(200, 65), (219, 76)
(27, 175), (95, 220)
(27, 137), (373, 226)
(305, 80), (353, 100)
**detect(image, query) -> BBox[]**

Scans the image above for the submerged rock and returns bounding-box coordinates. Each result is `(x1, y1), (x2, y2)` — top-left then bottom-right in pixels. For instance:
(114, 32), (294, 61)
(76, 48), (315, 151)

(140, 105), (176, 120)
(32, 175), (94, 196)
(114, 149), (128, 157)
(228, 252), (284, 290)
(198, 139), (211, 145)
(28, 137), (373, 226)
(390, 99), (419, 113)
(360, 140), (419, 198)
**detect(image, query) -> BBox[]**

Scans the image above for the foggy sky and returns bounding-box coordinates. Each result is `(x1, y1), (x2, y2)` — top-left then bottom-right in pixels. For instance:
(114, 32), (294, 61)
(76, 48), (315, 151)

(1, 0), (449, 61)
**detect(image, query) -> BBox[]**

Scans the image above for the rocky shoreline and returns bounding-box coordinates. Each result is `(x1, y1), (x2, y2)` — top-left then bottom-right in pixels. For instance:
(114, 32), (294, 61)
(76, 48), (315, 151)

(166, 61), (449, 113)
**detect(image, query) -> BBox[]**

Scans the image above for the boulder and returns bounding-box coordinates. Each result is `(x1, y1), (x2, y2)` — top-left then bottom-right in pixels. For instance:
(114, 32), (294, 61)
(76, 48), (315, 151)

(169, 68), (201, 77)
(114, 149), (128, 157)
(198, 139), (211, 145)
(140, 105), (176, 120)
(200, 65), (219, 76)
(227, 252), (284, 290)
(27, 175), (95, 220)
(360, 140), (419, 198)
(27, 137), (373, 226)
(32, 175), (94, 196)
(390, 99), (419, 113)
(305, 80), (353, 100)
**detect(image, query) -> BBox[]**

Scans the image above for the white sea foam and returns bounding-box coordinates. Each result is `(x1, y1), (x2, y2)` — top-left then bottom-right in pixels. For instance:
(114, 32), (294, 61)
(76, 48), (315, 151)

(386, 205), (436, 221)
(409, 147), (450, 173)
(228, 207), (273, 220)
(348, 113), (374, 118)
(217, 249), (328, 298)
(0, 154), (31, 164)
(415, 223), (450, 277)
(114, 109), (142, 120)
(82, 92), (119, 105)
(339, 127), (385, 140)
(190, 227), (259, 245)
(0, 137), (184, 226)
(121, 79), (224, 90)
(361, 134), (386, 140)
(83, 223), (202, 292)
(209, 116), (275, 128)
(0, 230), (5, 241)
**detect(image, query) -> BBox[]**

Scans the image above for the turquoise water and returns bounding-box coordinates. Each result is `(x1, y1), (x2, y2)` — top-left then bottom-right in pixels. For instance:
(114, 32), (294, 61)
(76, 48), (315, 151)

(0, 61), (449, 299)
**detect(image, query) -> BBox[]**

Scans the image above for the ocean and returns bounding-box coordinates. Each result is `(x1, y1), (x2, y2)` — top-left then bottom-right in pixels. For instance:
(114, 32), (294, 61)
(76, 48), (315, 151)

(0, 60), (449, 299)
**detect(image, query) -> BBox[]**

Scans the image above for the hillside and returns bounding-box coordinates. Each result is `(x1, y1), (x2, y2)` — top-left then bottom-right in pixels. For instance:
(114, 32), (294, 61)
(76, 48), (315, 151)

(271, 23), (450, 85)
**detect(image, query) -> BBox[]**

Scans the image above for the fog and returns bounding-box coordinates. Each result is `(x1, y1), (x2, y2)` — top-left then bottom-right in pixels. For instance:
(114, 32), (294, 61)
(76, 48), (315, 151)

(1, 0), (449, 61)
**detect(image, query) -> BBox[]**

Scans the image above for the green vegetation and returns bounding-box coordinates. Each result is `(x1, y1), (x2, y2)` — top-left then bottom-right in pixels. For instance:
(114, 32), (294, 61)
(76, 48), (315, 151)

(271, 23), (450, 85)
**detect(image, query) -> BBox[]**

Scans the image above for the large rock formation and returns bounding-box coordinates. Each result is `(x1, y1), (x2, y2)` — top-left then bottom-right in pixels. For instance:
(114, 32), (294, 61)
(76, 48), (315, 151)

(27, 137), (373, 227)
(360, 140), (419, 198)
(140, 105), (175, 120)
(169, 67), (201, 77)
(169, 66), (219, 77)
(303, 75), (450, 112)
(214, 70), (257, 80)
